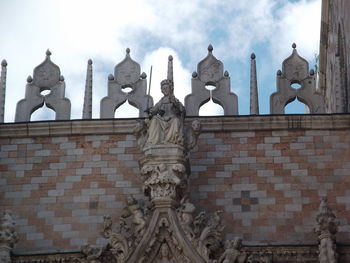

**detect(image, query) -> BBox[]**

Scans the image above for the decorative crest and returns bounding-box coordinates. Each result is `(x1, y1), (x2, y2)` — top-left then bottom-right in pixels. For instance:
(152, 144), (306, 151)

(33, 49), (61, 88)
(282, 43), (309, 82)
(114, 48), (141, 85)
(197, 44), (224, 83)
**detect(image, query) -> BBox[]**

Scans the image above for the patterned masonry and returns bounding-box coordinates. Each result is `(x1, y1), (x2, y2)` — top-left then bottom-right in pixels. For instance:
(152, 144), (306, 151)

(1, 116), (349, 258)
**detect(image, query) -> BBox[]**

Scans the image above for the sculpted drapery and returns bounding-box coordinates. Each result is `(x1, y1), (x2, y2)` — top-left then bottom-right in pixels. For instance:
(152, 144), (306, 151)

(145, 79), (185, 146)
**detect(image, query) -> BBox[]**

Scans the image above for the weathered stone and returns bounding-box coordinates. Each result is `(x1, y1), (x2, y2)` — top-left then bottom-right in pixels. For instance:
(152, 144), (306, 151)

(15, 50), (71, 121)
(100, 48), (153, 118)
(270, 44), (325, 114)
(315, 197), (339, 263)
(0, 211), (19, 263)
(185, 45), (238, 116)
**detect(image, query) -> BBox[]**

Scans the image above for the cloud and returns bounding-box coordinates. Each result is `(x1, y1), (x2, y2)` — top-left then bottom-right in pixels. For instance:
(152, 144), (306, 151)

(0, 0), (321, 121)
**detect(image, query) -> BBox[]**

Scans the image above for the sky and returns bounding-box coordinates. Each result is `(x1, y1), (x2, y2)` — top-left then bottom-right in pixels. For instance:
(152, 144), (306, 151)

(0, 0), (322, 122)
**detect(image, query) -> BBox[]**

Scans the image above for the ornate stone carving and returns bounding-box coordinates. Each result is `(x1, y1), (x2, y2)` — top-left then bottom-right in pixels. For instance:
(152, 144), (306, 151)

(270, 43), (325, 114)
(141, 163), (185, 200)
(315, 197), (339, 263)
(81, 244), (103, 263)
(121, 196), (147, 238)
(15, 50), (71, 121)
(100, 48), (153, 118)
(0, 211), (19, 263)
(185, 45), (238, 116)
(144, 79), (185, 146)
(219, 237), (247, 263)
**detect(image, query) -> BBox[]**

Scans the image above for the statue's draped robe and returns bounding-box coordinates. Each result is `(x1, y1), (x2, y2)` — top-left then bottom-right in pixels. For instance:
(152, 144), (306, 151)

(146, 95), (184, 145)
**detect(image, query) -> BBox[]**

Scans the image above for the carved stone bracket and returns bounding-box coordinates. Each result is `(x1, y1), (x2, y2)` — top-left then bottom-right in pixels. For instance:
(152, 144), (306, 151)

(100, 48), (153, 118)
(15, 50), (71, 122)
(270, 44), (325, 114)
(185, 44), (238, 116)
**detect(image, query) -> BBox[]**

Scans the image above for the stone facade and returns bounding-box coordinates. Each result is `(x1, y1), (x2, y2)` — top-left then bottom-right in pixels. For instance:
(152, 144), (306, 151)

(319, 0), (350, 113)
(1, 115), (350, 261)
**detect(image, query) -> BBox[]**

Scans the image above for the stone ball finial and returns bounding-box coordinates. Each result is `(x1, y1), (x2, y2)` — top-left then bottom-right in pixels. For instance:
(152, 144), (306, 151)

(46, 49), (52, 56)
(251, 53), (256, 60)
(168, 55), (173, 61)
(126, 48), (130, 54)
(192, 71), (198, 78)
(1, 59), (7, 67)
(88, 59), (93, 65)
(292, 43), (297, 49)
(27, 75), (33, 83)
(309, 69), (315, 76)
(224, 70), (229, 77)
(59, 75), (65, 81)
(277, 70), (282, 76)
(208, 44), (213, 53)
(140, 72), (147, 79)
(108, 74), (114, 81)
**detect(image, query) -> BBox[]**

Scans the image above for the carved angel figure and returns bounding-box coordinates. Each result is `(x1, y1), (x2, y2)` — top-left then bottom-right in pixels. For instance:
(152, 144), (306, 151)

(219, 238), (247, 263)
(155, 243), (175, 263)
(145, 79), (185, 146)
(121, 195), (146, 237)
(81, 244), (103, 263)
(178, 196), (196, 240)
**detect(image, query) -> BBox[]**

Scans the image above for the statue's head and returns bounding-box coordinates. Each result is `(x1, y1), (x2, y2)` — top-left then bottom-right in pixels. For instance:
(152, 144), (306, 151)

(160, 243), (170, 258)
(126, 195), (137, 205)
(160, 79), (174, 96)
(233, 237), (242, 249)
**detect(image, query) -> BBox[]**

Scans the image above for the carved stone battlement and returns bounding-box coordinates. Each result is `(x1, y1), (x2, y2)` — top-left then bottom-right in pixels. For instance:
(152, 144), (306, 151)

(15, 50), (71, 122)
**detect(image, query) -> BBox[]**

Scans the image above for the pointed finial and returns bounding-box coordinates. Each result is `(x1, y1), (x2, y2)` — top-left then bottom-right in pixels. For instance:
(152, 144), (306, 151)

(140, 72), (147, 79)
(27, 75), (33, 83)
(126, 48), (130, 54)
(167, 54), (173, 82)
(292, 43), (297, 49)
(88, 59), (93, 65)
(46, 49), (52, 56)
(208, 44), (213, 53)
(1, 60), (7, 67)
(251, 53), (256, 60)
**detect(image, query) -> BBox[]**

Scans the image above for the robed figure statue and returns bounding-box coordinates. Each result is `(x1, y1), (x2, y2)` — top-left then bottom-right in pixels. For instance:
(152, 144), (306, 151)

(145, 79), (185, 146)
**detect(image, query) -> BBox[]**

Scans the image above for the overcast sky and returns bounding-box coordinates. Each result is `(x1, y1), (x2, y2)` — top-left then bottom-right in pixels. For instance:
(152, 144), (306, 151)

(0, 0), (321, 122)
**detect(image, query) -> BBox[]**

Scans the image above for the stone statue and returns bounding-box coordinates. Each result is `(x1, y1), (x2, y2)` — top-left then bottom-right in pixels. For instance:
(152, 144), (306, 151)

(121, 195), (146, 237)
(145, 79), (185, 146)
(219, 238), (247, 263)
(178, 196), (196, 240)
(81, 244), (103, 263)
(155, 243), (175, 263)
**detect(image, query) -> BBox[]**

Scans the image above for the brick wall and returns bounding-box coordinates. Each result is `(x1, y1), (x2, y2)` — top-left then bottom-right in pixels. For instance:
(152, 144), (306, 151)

(0, 115), (349, 253)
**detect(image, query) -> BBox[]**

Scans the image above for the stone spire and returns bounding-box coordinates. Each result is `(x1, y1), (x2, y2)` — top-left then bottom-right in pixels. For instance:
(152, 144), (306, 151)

(250, 53), (259, 115)
(0, 59), (7, 123)
(315, 197), (338, 263)
(167, 55), (173, 82)
(83, 59), (93, 119)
